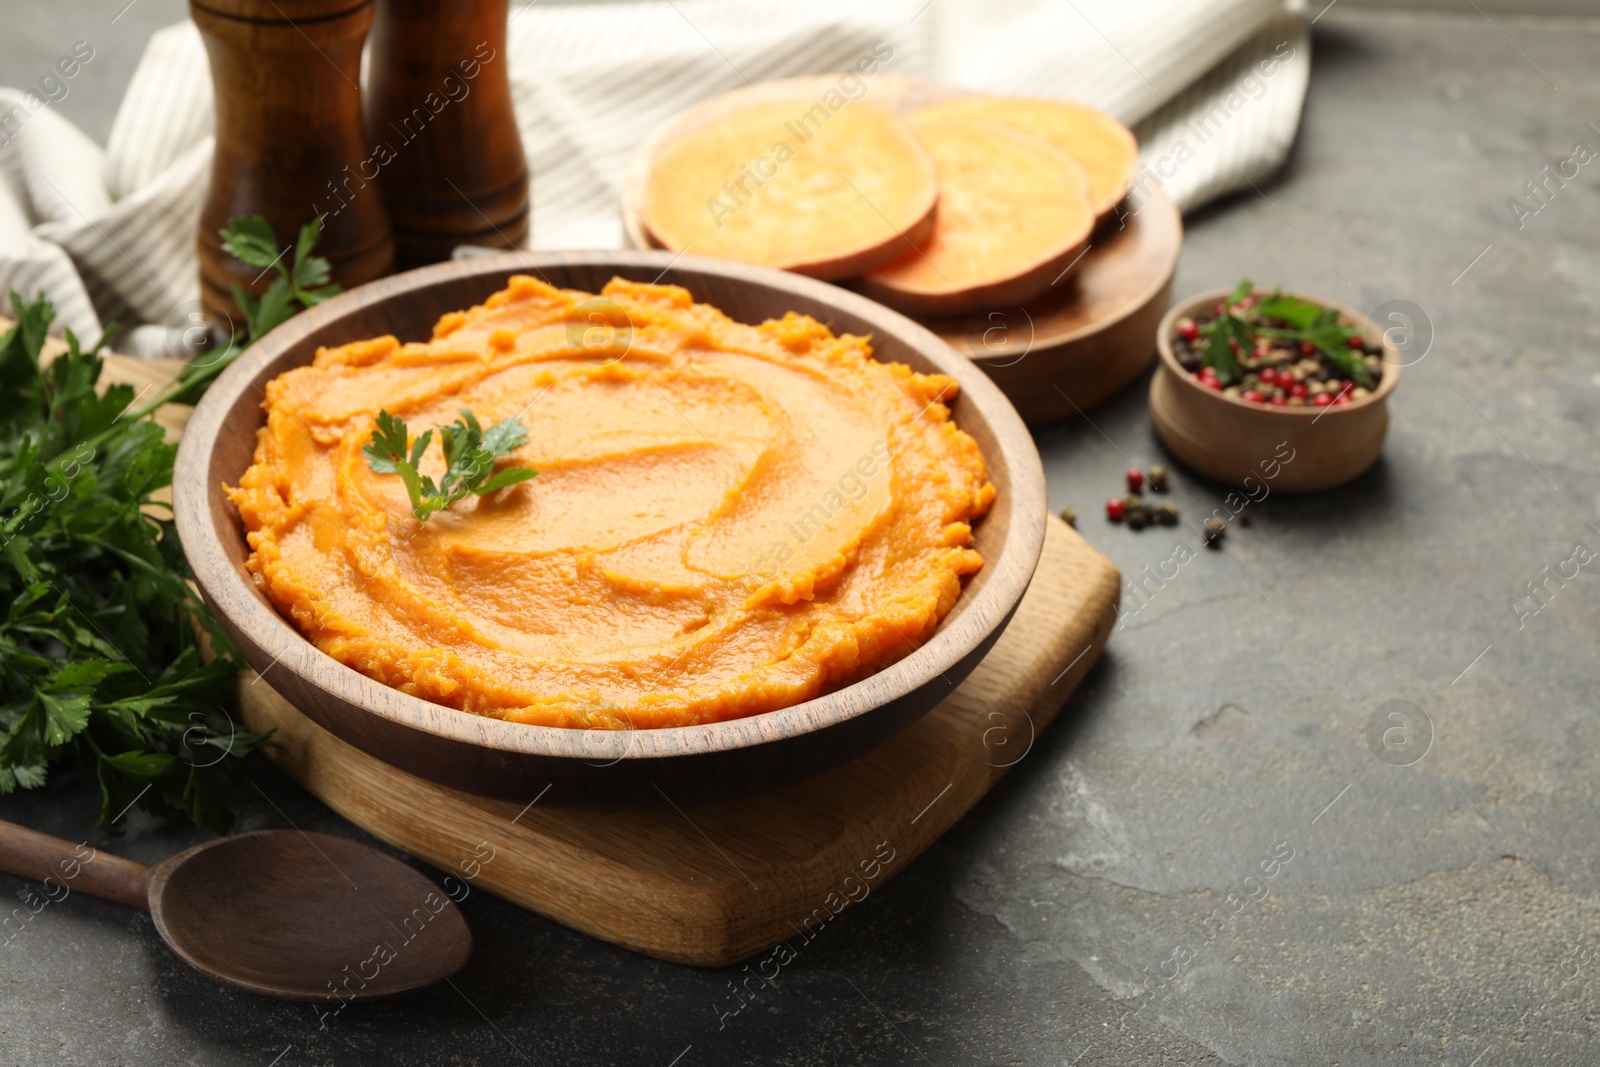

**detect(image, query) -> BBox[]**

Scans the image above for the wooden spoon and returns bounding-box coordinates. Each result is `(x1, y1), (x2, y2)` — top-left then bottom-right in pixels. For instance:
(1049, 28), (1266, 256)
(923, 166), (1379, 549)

(0, 819), (472, 1001)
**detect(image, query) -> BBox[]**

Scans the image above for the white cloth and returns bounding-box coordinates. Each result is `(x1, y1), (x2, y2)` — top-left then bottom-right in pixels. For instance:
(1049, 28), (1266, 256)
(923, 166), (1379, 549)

(0, 0), (1311, 342)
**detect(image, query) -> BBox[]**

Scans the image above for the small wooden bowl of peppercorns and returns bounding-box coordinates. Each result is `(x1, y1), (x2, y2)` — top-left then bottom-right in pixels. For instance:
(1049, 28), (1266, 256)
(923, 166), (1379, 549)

(1148, 282), (1401, 493)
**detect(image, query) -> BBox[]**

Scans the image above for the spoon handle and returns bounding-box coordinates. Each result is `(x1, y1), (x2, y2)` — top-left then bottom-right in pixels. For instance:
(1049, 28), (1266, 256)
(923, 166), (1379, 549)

(0, 820), (151, 912)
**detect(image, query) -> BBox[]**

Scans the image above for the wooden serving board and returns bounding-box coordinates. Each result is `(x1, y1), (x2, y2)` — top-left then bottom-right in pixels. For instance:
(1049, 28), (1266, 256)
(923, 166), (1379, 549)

(620, 75), (1182, 425)
(238, 516), (1118, 967)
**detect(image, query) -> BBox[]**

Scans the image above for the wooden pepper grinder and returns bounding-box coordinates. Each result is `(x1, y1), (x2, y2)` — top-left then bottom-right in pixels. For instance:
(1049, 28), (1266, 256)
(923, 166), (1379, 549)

(192, 0), (395, 327)
(364, 0), (530, 269)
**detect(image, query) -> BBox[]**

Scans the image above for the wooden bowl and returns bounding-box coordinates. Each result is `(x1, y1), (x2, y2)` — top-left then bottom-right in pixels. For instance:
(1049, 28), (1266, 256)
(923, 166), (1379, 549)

(619, 75), (1183, 426)
(1148, 289), (1403, 493)
(173, 251), (1047, 805)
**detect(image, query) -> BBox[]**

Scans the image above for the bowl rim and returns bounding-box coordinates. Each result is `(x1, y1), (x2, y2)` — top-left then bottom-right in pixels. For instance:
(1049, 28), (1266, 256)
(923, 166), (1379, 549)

(174, 249), (1047, 763)
(1155, 287), (1403, 415)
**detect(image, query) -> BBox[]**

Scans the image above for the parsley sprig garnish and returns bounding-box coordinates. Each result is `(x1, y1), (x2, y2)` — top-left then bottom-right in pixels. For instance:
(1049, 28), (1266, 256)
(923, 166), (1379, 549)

(363, 409), (537, 522)
(1199, 280), (1371, 387)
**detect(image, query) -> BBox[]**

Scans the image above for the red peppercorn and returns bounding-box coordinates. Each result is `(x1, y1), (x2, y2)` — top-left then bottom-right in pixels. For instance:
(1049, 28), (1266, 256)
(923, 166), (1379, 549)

(1300, 341), (1317, 356)
(1178, 318), (1199, 341)
(1347, 335), (1365, 349)
(1253, 345), (1272, 360)
(1289, 382), (1309, 398)
(1203, 376), (1223, 390)
(1269, 395), (1287, 406)
(1106, 497), (1126, 521)
(1241, 389), (1264, 403)
(1259, 367), (1278, 386)
(1313, 393), (1333, 407)
(1333, 392), (1352, 405)
(1126, 467), (1144, 492)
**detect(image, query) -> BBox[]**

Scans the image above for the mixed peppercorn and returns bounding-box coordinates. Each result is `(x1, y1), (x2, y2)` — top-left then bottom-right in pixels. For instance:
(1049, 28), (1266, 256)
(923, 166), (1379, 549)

(1056, 463), (1250, 550)
(1100, 465), (1179, 531)
(1173, 281), (1384, 408)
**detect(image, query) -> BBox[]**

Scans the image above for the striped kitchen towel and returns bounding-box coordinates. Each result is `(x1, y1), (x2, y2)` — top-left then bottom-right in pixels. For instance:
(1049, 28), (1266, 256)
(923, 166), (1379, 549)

(0, 0), (1310, 342)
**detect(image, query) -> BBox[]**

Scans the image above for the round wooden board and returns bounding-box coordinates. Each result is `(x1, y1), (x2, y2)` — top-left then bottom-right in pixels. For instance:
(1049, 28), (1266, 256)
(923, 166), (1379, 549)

(620, 75), (1184, 425)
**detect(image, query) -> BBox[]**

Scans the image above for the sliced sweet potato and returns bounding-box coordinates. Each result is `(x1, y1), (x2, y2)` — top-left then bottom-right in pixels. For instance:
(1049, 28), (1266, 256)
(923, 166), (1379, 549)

(643, 99), (938, 280)
(859, 116), (1095, 318)
(912, 96), (1137, 219)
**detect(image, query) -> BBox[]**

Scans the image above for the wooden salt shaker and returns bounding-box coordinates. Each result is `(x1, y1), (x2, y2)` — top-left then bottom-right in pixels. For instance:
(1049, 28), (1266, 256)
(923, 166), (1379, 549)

(364, 0), (529, 269)
(192, 0), (395, 326)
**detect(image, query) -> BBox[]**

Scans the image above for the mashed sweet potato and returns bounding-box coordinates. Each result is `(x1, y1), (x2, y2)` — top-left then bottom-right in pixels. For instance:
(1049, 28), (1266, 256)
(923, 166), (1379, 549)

(228, 276), (993, 729)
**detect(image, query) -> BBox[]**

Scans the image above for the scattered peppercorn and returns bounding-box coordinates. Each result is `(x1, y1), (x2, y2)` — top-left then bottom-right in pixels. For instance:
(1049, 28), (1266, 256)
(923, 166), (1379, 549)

(1203, 516), (1227, 548)
(1105, 497), (1126, 522)
(1155, 502), (1179, 526)
(1237, 507), (1251, 527)
(1058, 505), (1077, 528)
(1127, 507), (1149, 531)
(1148, 464), (1169, 492)
(1125, 467), (1143, 492)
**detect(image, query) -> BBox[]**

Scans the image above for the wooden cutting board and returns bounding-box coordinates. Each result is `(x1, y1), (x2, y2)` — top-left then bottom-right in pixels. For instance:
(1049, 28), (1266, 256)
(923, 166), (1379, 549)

(238, 516), (1118, 967)
(619, 75), (1182, 425)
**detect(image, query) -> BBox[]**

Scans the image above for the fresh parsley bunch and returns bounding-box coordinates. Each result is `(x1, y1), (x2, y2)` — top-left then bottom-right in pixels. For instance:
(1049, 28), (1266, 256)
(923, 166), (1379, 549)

(364, 409), (537, 522)
(0, 215), (339, 830)
(0, 295), (260, 830)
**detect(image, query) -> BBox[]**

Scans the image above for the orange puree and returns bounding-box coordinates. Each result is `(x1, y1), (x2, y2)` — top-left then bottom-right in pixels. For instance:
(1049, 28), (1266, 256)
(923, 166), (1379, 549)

(227, 276), (994, 729)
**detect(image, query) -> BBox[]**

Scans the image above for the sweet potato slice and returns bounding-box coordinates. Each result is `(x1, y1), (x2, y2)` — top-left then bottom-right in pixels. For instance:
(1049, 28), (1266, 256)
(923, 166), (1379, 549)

(912, 96), (1137, 219)
(859, 116), (1095, 318)
(643, 99), (938, 280)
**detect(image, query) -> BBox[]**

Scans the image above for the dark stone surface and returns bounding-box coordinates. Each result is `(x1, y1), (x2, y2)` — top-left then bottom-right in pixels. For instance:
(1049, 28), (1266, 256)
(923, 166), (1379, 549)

(5, 7), (1600, 1065)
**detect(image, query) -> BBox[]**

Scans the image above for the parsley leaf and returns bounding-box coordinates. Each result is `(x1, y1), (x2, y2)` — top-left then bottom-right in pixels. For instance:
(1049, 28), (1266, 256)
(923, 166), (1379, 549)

(364, 408), (537, 522)
(224, 215), (337, 343)
(1197, 279), (1253, 385)
(218, 215), (279, 268)
(1253, 292), (1324, 329)
(1256, 292), (1371, 387)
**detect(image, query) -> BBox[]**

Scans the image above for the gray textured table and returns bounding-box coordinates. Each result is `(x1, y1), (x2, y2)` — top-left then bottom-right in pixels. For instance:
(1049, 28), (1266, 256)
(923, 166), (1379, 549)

(5, 7), (1600, 1065)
